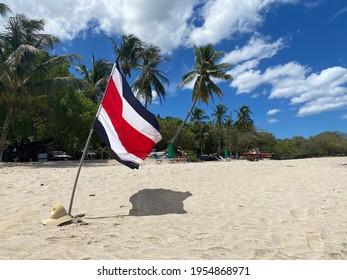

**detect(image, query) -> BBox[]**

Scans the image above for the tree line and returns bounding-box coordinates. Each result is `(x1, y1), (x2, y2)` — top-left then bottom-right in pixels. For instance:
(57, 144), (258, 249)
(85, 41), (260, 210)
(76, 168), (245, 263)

(1, 4), (346, 161)
(155, 106), (347, 161)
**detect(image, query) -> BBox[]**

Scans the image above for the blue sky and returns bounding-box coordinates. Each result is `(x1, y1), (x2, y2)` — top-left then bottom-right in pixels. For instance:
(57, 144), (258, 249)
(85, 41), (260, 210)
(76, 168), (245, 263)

(3, 0), (347, 139)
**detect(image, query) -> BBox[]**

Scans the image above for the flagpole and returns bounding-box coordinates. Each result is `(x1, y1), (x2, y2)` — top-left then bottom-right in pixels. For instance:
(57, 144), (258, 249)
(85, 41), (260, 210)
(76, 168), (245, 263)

(68, 127), (95, 216)
(68, 100), (104, 216)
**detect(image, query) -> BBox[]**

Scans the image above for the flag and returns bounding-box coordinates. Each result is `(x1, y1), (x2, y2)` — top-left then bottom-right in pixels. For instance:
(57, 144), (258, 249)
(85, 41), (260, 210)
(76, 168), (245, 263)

(93, 63), (162, 169)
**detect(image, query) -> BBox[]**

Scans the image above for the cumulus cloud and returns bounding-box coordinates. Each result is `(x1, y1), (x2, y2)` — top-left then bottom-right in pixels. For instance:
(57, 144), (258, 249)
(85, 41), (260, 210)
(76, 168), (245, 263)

(2, 0), (197, 53)
(230, 61), (307, 94)
(266, 109), (281, 115)
(272, 66), (347, 116)
(226, 35), (289, 92)
(188, 0), (297, 46)
(2, 0), (297, 53)
(225, 34), (347, 117)
(222, 35), (285, 65)
(296, 95), (347, 116)
(232, 62), (347, 116)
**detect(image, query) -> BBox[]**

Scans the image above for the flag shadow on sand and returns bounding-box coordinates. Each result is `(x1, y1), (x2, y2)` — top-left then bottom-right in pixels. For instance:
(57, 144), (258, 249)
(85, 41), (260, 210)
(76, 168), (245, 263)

(129, 188), (192, 216)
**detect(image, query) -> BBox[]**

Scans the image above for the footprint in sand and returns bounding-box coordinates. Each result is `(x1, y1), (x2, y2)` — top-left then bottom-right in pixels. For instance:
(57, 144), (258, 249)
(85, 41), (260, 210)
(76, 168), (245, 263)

(193, 233), (210, 240)
(252, 249), (275, 259)
(206, 247), (232, 258)
(329, 252), (342, 259)
(306, 232), (324, 250)
(289, 209), (307, 221)
(124, 240), (142, 248)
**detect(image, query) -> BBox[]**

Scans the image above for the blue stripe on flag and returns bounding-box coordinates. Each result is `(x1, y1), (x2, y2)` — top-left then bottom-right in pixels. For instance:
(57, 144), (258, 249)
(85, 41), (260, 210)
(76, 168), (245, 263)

(115, 63), (160, 131)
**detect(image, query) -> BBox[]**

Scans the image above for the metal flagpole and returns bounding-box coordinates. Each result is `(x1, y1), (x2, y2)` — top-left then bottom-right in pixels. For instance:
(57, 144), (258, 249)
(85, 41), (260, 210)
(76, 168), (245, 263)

(68, 127), (94, 215)
(68, 102), (104, 216)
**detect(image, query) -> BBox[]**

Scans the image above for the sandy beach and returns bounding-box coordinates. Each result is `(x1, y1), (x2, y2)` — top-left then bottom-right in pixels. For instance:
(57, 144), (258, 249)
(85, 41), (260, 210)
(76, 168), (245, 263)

(0, 157), (346, 260)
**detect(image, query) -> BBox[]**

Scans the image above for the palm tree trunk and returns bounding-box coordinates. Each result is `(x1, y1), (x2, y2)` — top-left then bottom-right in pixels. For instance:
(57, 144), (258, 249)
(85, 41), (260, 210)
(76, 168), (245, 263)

(218, 131), (222, 154)
(0, 104), (15, 160)
(171, 97), (197, 144)
(144, 95), (148, 109)
(200, 126), (203, 155)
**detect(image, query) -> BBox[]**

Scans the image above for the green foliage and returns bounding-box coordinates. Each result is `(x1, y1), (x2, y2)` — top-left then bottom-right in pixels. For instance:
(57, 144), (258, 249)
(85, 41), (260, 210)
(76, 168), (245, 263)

(308, 132), (347, 157)
(5, 88), (98, 158)
(75, 54), (112, 103)
(46, 90), (97, 156)
(142, 111), (347, 160)
(156, 116), (198, 153)
(253, 132), (277, 153)
(132, 44), (169, 108)
(0, 12), (89, 157)
(171, 44), (232, 143)
(271, 132), (347, 159)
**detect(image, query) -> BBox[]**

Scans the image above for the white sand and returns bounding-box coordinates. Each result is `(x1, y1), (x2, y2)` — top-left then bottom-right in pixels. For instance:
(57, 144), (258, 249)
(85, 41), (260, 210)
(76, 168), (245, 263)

(0, 157), (346, 260)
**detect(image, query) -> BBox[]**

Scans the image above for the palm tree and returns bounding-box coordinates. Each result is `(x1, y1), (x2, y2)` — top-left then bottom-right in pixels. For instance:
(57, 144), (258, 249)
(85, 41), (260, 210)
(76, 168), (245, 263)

(132, 44), (169, 108)
(225, 111), (233, 151)
(110, 34), (144, 79)
(234, 105), (254, 132)
(190, 107), (209, 154)
(171, 44), (232, 143)
(75, 54), (112, 103)
(190, 107), (209, 124)
(0, 14), (89, 159)
(233, 105), (255, 156)
(212, 104), (229, 154)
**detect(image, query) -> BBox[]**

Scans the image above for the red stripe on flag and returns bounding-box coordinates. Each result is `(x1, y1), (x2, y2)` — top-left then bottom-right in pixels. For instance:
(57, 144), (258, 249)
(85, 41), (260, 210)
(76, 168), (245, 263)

(102, 77), (156, 160)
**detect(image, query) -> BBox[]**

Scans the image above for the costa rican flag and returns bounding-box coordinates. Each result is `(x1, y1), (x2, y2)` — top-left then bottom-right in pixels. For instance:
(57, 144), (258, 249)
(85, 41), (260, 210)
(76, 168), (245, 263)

(93, 63), (162, 169)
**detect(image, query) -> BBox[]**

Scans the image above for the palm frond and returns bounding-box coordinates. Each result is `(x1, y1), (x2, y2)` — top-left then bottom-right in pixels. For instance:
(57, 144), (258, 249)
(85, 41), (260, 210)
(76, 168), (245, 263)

(5, 44), (43, 77)
(0, 3), (11, 16)
(178, 70), (197, 88)
(28, 77), (93, 95)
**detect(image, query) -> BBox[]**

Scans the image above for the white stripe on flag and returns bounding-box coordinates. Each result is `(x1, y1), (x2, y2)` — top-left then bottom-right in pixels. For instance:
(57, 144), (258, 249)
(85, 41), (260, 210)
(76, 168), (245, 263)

(98, 108), (143, 165)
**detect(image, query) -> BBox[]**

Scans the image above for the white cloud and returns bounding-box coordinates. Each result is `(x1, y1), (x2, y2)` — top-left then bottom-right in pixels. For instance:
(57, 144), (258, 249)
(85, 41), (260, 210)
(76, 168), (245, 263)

(188, 0), (297, 46)
(226, 35), (347, 116)
(222, 35), (285, 65)
(230, 61), (307, 94)
(296, 95), (347, 116)
(189, 0), (263, 45)
(251, 93), (260, 98)
(2, 0), (197, 53)
(289, 67), (347, 104)
(225, 34), (347, 117)
(341, 114), (347, 119)
(267, 118), (279, 124)
(230, 68), (263, 93)
(229, 59), (260, 77)
(266, 109), (281, 115)
(271, 66), (347, 116)
(232, 62), (347, 116)
(226, 35), (289, 93)
(2, 0), (297, 53)
(134, 89), (160, 106)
